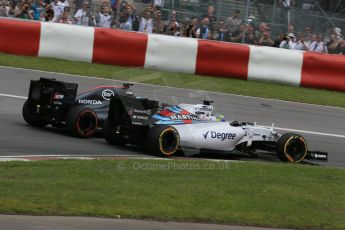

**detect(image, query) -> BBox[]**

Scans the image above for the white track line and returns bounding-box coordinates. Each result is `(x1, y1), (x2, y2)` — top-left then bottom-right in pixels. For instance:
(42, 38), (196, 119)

(0, 93), (27, 99)
(1, 65), (344, 111)
(0, 154), (147, 158)
(1, 91), (344, 139)
(266, 126), (345, 139)
(0, 158), (29, 162)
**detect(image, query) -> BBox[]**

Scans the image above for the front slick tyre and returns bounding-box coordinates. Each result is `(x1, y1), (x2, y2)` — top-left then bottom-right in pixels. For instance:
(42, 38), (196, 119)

(22, 100), (49, 127)
(66, 106), (98, 138)
(147, 125), (179, 157)
(277, 133), (308, 163)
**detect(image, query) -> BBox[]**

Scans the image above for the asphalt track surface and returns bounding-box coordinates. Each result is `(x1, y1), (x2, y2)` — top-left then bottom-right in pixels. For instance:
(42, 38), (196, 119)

(0, 66), (344, 167)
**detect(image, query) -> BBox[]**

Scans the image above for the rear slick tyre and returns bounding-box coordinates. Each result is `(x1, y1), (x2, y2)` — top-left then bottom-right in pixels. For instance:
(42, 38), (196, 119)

(66, 106), (98, 138)
(22, 100), (49, 127)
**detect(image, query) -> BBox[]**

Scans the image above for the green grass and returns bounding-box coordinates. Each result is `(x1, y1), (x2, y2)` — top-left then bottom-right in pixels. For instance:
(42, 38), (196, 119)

(1, 52), (345, 107)
(0, 159), (344, 230)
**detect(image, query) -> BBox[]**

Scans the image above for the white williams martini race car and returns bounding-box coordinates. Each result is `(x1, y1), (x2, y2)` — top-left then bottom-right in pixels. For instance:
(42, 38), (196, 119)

(103, 94), (328, 163)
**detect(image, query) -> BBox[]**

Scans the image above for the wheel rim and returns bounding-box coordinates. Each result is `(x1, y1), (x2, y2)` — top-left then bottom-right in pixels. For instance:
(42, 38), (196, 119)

(284, 136), (307, 162)
(76, 110), (97, 137)
(159, 128), (179, 156)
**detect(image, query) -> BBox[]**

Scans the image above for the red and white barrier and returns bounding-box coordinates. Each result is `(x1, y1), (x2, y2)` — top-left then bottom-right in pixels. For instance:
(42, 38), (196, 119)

(93, 28), (147, 66)
(145, 34), (198, 73)
(1, 18), (344, 91)
(39, 22), (95, 62)
(0, 19), (40, 56)
(301, 52), (345, 91)
(248, 46), (304, 85)
(196, 40), (250, 79)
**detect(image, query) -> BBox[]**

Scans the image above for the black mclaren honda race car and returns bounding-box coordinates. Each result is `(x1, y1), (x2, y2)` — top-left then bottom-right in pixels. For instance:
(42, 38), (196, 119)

(103, 94), (328, 163)
(22, 77), (134, 138)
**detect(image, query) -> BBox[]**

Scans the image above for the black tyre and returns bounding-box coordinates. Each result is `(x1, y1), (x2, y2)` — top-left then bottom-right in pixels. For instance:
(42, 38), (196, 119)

(102, 118), (125, 145)
(66, 106), (98, 138)
(22, 100), (49, 127)
(146, 125), (180, 157)
(276, 133), (308, 163)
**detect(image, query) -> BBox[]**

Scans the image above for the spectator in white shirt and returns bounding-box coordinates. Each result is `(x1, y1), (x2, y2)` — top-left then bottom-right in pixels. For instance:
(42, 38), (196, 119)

(280, 0), (294, 8)
(139, 11), (153, 34)
(196, 17), (211, 39)
(154, 0), (164, 7)
(74, 1), (93, 26)
(309, 34), (328, 53)
(303, 29), (313, 49)
(294, 33), (309, 51)
(61, 0), (69, 7)
(96, 6), (113, 28)
(0, 0), (11, 17)
(51, 0), (65, 22)
(118, 13), (132, 31)
(279, 33), (295, 49)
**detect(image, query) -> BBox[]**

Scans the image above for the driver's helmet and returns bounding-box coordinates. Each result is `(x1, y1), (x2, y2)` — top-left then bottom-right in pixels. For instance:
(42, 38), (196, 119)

(193, 104), (213, 120)
(193, 104), (213, 114)
(192, 105), (225, 122)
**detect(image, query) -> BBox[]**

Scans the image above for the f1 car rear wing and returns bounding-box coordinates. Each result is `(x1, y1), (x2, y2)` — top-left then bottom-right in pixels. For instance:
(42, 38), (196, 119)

(28, 77), (78, 105)
(108, 94), (160, 126)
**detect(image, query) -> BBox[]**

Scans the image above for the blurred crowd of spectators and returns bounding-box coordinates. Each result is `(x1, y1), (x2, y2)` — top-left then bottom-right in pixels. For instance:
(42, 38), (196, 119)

(1, 0), (345, 55)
